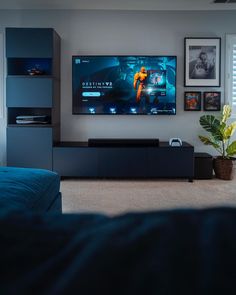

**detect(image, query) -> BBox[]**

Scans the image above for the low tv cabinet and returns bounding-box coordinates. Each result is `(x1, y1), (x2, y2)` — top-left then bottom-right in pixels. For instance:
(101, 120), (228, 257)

(53, 141), (194, 181)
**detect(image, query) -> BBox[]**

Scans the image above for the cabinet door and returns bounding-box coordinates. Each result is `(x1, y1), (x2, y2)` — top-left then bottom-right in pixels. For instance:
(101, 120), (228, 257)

(97, 148), (148, 178)
(6, 28), (53, 58)
(7, 77), (53, 107)
(148, 147), (194, 178)
(53, 147), (98, 177)
(7, 127), (52, 170)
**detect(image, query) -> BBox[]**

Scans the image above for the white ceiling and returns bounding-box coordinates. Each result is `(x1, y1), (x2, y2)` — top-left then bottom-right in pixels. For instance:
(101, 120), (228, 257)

(0, 0), (236, 10)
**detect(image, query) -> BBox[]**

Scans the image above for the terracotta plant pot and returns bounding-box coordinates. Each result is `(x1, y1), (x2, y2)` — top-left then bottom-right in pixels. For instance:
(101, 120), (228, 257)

(213, 157), (235, 180)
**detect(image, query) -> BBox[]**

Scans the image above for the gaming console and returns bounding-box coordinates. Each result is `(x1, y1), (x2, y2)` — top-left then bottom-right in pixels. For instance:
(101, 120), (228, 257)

(16, 115), (50, 124)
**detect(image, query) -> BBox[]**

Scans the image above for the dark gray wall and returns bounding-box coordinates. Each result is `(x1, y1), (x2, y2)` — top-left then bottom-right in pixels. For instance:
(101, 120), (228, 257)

(0, 32), (5, 165)
(0, 9), (236, 163)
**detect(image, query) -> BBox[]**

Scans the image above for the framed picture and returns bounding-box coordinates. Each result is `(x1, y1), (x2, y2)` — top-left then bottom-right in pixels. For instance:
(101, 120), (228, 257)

(203, 91), (221, 111)
(184, 92), (201, 111)
(184, 37), (221, 87)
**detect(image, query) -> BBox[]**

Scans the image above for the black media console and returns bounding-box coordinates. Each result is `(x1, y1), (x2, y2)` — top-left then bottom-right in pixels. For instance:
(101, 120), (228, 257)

(53, 141), (194, 181)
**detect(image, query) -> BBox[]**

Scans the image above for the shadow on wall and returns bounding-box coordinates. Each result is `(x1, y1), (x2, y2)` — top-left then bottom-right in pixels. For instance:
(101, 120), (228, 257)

(0, 32), (5, 166)
(0, 120), (6, 166)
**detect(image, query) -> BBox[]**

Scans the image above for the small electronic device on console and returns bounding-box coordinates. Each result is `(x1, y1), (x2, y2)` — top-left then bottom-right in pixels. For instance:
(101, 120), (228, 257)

(169, 138), (182, 147)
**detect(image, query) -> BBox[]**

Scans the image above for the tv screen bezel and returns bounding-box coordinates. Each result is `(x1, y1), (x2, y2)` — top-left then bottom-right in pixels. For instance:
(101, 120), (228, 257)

(72, 55), (177, 115)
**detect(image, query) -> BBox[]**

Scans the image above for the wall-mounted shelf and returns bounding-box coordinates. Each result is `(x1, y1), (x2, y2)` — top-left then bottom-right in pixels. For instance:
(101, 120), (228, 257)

(7, 75), (53, 78)
(8, 124), (53, 128)
(7, 58), (52, 76)
(6, 28), (61, 170)
(8, 107), (51, 125)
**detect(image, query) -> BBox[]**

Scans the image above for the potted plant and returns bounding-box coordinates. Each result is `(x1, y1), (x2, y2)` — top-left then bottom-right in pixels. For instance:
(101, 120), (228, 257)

(199, 105), (236, 180)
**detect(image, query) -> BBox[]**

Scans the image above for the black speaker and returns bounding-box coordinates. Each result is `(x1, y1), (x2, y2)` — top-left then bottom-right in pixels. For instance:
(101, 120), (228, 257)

(194, 153), (213, 179)
(88, 138), (159, 147)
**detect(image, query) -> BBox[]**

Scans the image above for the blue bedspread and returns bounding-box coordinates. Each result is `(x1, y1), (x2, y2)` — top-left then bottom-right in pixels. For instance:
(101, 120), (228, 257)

(0, 207), (236, 294)
(0, 167), (60, 215)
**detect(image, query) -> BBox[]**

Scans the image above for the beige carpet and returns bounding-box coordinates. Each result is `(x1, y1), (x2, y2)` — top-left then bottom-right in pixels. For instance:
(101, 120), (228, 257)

(61, 178), (236, 215)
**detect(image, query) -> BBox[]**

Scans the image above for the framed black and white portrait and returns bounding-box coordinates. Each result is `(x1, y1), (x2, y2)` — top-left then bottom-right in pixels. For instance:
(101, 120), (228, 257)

(184, 37), (221, 87)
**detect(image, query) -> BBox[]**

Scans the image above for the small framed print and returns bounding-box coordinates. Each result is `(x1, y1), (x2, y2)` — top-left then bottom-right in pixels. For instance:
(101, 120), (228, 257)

(203, 91), (221, 111)
(184, 92), (201, 111)
(184, 37), (221, 87)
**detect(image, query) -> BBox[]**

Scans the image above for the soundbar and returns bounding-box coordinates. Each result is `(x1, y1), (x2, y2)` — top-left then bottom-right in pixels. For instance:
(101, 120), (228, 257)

(88, 138), (159, 147)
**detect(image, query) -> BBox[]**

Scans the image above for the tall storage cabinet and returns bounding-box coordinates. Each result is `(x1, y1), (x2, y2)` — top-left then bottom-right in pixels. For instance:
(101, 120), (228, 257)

(6, 28), (60, 169)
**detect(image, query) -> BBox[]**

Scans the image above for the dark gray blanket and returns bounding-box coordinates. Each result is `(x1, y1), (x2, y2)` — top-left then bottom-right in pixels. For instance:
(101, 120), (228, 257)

(1, 208), (236, 294)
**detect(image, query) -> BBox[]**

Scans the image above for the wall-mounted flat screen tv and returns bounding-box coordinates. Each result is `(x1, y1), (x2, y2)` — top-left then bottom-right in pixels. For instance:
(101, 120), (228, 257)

(72, 56), (177, 115)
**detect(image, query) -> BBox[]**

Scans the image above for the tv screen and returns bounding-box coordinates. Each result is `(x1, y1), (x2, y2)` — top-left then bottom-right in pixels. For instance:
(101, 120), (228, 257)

(72, 56), (177, 115)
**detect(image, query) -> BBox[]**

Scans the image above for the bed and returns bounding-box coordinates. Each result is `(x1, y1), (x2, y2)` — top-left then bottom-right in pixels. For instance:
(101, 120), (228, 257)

(0, 166), (61, 215)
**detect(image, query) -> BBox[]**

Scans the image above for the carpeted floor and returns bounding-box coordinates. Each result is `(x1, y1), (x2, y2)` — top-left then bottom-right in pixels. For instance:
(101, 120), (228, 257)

(61, 178), (236, 215)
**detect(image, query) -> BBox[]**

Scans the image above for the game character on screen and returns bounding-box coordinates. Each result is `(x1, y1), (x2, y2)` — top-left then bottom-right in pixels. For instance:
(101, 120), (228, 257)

(133, 67), (149, 105)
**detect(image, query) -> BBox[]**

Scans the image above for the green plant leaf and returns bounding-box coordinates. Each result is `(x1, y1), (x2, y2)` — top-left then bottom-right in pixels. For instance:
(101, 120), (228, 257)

(221, 105), (232, 123)
(199, 135), (220, 149)
(223, 122), (236, 140)
(226, 141), (236, 157)
(199, 115), (223, 141)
